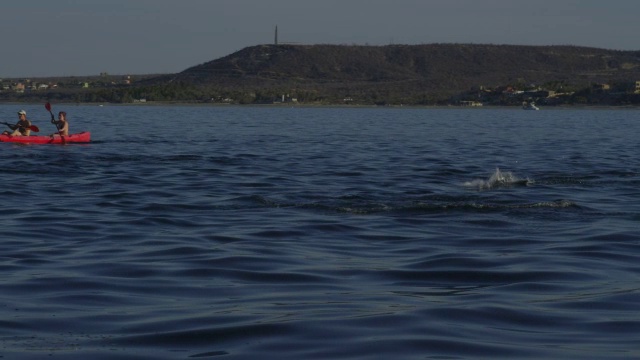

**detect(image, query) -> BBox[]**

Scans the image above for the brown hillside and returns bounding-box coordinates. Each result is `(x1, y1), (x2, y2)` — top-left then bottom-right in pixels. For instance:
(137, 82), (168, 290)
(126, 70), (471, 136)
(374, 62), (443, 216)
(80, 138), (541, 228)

(151, 44), (640, 96)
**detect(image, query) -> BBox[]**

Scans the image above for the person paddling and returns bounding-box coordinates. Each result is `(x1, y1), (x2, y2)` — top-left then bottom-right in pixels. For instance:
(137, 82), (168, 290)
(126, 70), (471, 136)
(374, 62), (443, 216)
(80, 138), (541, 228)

(50, 111), (69, 137)
(2, 110), (33, 136)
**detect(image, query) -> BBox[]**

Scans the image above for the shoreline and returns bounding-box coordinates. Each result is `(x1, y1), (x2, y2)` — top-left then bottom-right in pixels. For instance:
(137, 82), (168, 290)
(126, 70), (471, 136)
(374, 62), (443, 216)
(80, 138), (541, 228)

(1, 101), (638, 110)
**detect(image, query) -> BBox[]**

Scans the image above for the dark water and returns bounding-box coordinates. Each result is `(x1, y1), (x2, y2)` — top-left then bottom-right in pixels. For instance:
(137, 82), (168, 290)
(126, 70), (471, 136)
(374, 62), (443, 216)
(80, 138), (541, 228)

(1, 104), (639, 359)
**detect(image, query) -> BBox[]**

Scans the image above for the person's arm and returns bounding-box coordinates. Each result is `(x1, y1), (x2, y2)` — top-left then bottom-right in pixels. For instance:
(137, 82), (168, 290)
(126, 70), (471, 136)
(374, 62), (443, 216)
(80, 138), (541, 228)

(17, 120), (30, 130)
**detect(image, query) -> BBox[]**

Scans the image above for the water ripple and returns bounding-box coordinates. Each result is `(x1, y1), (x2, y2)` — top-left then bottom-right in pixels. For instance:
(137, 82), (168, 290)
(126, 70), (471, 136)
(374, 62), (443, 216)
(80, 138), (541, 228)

(1, 106), (639, 359)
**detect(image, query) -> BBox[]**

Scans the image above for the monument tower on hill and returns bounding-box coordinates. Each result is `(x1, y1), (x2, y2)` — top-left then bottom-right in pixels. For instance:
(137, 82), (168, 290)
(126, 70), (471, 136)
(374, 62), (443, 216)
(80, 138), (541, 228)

(275, 26), (278, 45)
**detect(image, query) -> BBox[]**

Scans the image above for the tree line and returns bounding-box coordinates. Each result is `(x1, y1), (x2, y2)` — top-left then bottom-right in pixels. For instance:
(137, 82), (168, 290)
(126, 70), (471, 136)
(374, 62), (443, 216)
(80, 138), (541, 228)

(1, 80), (640, 106)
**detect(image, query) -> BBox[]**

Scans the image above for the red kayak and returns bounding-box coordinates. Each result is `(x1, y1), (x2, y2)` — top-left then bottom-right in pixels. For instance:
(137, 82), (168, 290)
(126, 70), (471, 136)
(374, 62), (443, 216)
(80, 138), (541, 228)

(0, 131), (91, 144)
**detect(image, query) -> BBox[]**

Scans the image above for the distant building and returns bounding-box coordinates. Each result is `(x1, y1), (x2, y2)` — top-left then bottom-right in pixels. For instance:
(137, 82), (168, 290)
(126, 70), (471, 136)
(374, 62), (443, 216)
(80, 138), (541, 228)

(526, 90), (554, 98)
(592, 83), (610, 91)
(635, 81), (640, 94)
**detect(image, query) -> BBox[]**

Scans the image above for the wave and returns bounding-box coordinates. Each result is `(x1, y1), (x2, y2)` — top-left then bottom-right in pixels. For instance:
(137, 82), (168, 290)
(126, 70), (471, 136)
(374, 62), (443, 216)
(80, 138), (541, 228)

(463, 168), (533, 190)
(225, 194), (577, 215)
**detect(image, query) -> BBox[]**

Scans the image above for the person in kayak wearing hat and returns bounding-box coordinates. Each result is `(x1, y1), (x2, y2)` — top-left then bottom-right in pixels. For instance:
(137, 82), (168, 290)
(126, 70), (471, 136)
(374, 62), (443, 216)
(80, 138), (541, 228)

(2, 110), (32, 136)
(50, 111), (69, 137)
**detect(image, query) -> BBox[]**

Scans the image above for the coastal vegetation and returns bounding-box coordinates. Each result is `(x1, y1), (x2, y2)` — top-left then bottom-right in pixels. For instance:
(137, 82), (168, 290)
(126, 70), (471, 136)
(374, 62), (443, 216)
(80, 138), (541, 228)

(2, 44), (640, 106)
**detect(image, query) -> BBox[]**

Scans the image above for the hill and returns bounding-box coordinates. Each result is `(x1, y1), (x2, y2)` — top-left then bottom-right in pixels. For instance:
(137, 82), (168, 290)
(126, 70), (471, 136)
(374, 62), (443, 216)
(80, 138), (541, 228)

(132, 43), (640, 105)
(4, 44), (640, 105)
(171, 44), (640, 85)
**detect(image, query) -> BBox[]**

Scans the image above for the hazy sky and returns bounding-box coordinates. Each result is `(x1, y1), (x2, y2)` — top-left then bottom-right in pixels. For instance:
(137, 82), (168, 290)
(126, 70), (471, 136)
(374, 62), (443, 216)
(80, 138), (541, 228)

(2, 0), (639, 77)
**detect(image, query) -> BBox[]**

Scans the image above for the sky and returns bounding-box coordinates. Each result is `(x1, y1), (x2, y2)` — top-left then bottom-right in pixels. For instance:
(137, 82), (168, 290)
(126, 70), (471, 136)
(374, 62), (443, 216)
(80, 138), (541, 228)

(1, 0), (639, 78)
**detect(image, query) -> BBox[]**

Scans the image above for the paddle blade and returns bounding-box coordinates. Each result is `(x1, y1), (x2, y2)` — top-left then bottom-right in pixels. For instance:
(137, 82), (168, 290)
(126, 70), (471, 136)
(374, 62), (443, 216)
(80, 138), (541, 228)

(30, 125), (40, 132)
(45, 102), (51, 111)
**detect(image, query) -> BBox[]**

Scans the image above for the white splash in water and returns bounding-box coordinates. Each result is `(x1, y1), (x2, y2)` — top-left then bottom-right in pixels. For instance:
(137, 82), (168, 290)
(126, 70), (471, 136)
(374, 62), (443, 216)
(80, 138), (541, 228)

(464, 168), (532, 190)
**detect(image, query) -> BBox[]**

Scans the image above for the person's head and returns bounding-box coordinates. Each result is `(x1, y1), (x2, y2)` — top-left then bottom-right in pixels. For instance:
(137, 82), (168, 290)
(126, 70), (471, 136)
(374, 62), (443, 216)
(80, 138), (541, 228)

(18, 110), (26, 119)
(58, 111), (67, 120)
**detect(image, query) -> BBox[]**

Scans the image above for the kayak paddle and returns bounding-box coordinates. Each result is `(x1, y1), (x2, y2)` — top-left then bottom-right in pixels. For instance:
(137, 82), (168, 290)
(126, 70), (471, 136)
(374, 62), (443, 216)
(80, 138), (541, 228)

(45, 102), (55, 121)
(46, 102), (65, 143)
(2, 122), (39, 132)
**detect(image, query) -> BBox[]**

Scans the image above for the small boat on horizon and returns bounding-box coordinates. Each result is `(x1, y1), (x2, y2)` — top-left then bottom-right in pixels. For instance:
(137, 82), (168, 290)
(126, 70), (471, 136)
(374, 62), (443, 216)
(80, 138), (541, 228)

(522, 101), (540, 110)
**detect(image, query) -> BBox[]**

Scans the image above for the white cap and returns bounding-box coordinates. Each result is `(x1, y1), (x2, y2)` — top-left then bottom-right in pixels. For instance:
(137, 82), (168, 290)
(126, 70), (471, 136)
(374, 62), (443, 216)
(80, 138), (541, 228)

(18, 110), (26, 115)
